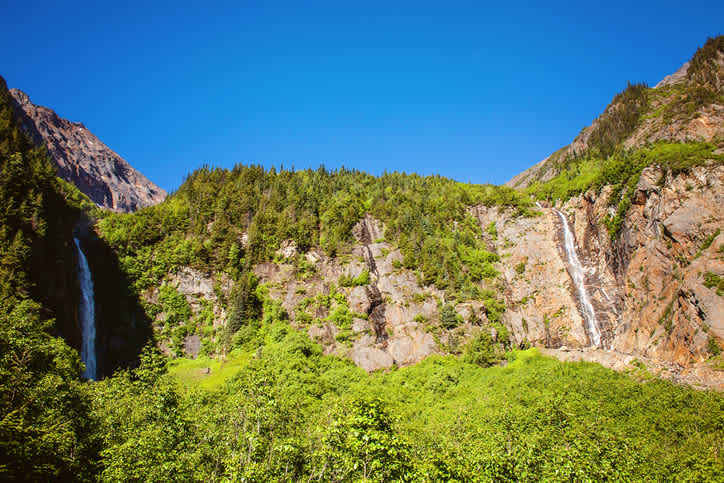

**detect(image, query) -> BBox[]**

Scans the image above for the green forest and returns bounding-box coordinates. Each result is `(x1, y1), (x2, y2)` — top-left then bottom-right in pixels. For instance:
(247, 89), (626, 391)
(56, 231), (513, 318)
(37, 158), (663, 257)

(2, 35), (724, 481)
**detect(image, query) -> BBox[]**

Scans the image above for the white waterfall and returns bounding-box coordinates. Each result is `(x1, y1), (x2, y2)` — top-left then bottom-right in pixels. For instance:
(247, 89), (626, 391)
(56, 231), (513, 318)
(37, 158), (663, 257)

(552, 209), (602, 347)
(74, 238), (96, 379)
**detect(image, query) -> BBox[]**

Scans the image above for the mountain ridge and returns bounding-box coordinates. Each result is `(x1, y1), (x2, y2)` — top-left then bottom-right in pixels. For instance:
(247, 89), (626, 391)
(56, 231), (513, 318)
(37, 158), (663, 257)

(506, 36), (724, 189)
(8, 86), (166, 212)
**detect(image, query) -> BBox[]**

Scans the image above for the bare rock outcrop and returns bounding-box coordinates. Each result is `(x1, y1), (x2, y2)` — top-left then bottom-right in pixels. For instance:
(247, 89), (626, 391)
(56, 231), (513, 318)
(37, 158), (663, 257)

(476, 163), (724, 383)
(146, 268), (231, 357)
(253, 216), (442, 371)
(9, 88), (165, 212)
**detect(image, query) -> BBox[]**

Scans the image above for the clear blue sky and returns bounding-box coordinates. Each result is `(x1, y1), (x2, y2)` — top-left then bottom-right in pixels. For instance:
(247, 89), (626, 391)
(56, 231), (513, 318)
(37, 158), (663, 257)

(2, 1), (722, 192)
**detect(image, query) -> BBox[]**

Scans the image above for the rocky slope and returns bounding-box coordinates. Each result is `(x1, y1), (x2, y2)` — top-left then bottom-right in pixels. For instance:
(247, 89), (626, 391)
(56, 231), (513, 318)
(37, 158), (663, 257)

(150, 215), (470, 371)
(474, 162), (724, 388)
(507, 37), (724, 190)
(496, 37), (724, 388)
(95, 37), (723, 388)
(9, 88), (165, 212)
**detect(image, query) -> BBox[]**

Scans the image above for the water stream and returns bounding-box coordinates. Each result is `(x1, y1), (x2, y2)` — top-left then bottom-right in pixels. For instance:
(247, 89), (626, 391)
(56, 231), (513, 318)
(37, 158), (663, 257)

(74, 238), (96, 379)
(552, 209), (602, 347)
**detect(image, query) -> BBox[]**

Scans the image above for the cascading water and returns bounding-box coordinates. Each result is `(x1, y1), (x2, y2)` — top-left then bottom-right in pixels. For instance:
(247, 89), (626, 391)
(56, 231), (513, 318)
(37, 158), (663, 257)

(552, 209), (602, 347)
(73, 238), (96, 379)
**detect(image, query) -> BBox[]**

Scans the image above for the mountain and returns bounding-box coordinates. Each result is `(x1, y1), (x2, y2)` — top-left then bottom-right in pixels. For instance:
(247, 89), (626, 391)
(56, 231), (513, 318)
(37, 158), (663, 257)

(89, 37), (724, 388)
(507, 36), (724, 189)
(9, 88), (165, 212)
(2, 38), (724, 481)
(495, 36), (724, 383)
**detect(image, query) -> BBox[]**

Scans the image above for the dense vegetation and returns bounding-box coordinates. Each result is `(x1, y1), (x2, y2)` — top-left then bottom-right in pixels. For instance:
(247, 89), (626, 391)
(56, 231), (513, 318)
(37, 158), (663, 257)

(97, 163), (533, 354)
(88, 309), (724, 481)
(0, 76), (99, 479)
(99, 166), (532, 292)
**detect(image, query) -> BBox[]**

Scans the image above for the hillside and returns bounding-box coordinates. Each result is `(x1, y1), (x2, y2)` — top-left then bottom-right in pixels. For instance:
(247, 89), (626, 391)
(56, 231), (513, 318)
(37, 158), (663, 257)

(0, 75), (99, 479)
(9, 87), (165, 212)
(507, 36), (724, 189)
(492, 36), (724, 384)
(2, 37), (724, 481)
(84, 37), (724, 389)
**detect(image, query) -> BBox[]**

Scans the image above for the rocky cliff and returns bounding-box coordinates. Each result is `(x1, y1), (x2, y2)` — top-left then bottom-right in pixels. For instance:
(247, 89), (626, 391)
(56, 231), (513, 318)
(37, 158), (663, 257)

(497, 36), (724, 388)
(473, 162), (724, 388)
(9, 88), (165, 212)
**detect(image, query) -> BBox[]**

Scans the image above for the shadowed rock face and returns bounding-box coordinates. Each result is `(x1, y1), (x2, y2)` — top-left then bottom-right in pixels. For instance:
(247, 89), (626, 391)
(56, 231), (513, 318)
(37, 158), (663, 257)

(9, 88), (165, 212)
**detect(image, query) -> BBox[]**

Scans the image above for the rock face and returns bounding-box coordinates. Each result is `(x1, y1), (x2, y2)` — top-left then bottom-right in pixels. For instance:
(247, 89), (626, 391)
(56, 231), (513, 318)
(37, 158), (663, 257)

(9, 88), (165, 212)
(254, 216), (444, 371)
(476, 163), (724, 384)
(498, 40), (724, 385)
(146, 267), (231, 358)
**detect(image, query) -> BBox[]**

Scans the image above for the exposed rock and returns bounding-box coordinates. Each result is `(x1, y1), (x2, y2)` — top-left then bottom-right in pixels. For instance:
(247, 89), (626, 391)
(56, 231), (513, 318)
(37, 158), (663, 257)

(352, 214), (384, 244)
(347, 286), (371, 314)
(541, 347), (724, 391)
(183, 335), (201, 358)
(486, 164), (724, 373)
(308, 323), (340, 352)
(470, 204), (594, 348)
(9, 88), (165, 212)
(387, 332), (438, 366)
(145, 267), (231, 350)
(349, 346), (395, 372)
(655, 61), (690, 88)
(276, 239), (299, 259)
(253, 216), (442, 371)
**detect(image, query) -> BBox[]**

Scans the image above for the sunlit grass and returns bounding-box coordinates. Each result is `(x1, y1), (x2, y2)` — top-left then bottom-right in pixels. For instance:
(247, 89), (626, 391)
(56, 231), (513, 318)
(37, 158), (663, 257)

(168, 350), (252, 390)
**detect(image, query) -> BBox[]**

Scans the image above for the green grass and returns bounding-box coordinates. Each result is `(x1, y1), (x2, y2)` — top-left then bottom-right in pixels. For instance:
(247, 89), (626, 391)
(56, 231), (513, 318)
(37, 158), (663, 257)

(168, 350), (252, 390)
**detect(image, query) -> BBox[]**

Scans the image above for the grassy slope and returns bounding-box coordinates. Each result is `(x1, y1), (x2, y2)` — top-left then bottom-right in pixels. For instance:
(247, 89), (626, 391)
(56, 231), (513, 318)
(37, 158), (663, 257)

(161, 336), (724, 481)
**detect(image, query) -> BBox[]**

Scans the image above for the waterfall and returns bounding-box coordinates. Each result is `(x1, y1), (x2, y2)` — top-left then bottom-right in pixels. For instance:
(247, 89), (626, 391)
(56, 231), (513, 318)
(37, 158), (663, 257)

(74, 238), (96, 379)
(552, 209), (602, 347)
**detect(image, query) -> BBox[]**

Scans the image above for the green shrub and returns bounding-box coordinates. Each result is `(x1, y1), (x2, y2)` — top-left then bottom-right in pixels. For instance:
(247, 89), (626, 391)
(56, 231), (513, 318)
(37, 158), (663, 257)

(708, 336), (722, 356)
(439, 304), (462, 329)
(703, 272), (724, 296)
(339, 268), (370, 287)
(462, 329), (500, 367)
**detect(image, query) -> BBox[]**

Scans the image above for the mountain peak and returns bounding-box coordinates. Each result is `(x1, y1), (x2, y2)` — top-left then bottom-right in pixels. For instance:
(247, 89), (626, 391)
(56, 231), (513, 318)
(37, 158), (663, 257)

(8, 87), (30, 106)
(8, 87), (166, 212)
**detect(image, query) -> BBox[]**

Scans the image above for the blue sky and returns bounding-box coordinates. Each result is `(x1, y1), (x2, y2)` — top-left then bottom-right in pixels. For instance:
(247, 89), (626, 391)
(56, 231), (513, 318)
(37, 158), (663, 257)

(2, 1), (722, 191)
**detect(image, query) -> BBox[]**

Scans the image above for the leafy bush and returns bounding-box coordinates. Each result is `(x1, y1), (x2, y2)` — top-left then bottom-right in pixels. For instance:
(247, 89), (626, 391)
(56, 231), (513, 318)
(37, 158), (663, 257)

(339, 268), (370, 287)
(708, 336), (722, 356)
(462, 329), (501, 367)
